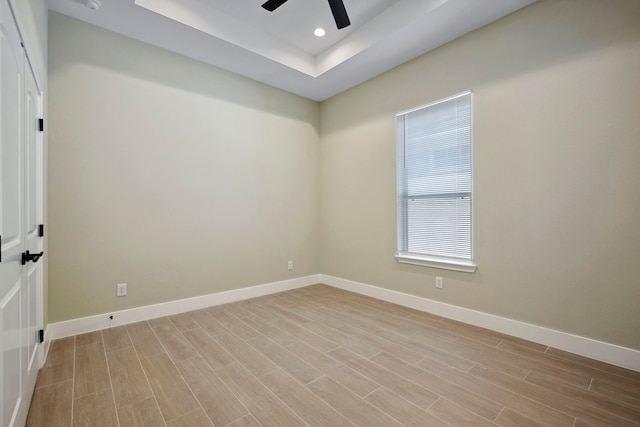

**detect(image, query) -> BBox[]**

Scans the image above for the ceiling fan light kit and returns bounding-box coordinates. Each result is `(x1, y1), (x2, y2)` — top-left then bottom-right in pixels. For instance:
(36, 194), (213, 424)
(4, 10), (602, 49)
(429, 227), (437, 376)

(261, 0), (351, 30)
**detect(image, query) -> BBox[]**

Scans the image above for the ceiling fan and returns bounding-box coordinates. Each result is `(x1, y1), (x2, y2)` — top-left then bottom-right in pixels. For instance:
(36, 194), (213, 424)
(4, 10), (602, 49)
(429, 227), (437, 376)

(261, 0), (351, 30)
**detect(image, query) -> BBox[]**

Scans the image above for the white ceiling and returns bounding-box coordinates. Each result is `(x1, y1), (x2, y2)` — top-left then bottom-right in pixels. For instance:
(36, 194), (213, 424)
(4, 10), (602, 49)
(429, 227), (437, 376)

(46, 0), (537, 101)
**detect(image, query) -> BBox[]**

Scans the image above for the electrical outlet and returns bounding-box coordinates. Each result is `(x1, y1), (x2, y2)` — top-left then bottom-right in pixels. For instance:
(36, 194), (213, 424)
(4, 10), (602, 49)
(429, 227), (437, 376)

(435, 277), (443, 289)
(116, 283), (127, 297)
(287, 260), (294, 270)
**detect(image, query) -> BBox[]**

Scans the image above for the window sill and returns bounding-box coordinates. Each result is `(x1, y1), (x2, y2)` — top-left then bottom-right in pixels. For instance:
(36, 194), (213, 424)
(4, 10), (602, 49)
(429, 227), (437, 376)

(395, 253), (477, 273)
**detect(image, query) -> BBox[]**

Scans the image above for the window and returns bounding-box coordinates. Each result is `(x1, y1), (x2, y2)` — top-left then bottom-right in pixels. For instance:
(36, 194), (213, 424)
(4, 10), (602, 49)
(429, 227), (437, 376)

(396, 92), (476, 272)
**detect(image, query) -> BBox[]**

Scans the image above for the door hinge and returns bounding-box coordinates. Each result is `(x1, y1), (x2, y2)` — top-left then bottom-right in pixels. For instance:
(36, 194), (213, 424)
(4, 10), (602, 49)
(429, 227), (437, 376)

(38, 118), (44, 132)
(38, 224), (44, 237)
(38, 329), (44, 343)
(0, 234), (2, 262)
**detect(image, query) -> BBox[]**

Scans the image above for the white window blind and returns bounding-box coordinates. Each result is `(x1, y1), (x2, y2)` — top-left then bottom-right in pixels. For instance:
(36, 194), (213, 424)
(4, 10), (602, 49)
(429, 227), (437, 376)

(396, 92), (473, 267)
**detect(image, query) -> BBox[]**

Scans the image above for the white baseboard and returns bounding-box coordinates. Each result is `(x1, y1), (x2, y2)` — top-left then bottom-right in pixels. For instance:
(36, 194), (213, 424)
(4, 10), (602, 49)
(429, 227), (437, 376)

(45, 272), (640, 372)
(320, 274), (640, 372)
(47, 274), (320, 340)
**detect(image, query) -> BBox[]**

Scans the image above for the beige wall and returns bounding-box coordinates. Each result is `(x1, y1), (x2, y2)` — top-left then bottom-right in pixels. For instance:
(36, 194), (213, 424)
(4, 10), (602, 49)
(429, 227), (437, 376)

(319, 0), (640, 350)
(49, 1), (640, 351)
(48, 13), (320, 323)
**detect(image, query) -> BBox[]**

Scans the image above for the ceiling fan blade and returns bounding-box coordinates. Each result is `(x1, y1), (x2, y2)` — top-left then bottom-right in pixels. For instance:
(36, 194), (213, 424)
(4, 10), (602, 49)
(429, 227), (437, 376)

(327, 0), (350, 29)
(262, 0), (288, 12)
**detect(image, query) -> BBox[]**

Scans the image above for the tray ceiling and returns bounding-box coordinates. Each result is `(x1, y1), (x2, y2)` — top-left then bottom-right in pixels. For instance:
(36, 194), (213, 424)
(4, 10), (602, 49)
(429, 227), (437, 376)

(47, 0), (537, 101)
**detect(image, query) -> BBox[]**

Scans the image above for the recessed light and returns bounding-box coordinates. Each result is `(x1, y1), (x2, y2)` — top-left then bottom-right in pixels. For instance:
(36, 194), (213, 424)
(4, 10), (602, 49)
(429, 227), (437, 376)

(314, 27), (326, 37)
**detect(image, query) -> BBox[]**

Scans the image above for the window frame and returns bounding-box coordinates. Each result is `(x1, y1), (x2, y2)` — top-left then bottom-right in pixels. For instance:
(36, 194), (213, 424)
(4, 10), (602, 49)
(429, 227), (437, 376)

(395, 91), (477, 273)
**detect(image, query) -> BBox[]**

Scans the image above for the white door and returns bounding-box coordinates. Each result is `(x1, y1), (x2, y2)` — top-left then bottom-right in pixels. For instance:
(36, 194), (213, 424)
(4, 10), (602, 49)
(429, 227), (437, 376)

(0, 0), (26, 424)
(1, 0), (43, 425)
(21, 57), (44, 423)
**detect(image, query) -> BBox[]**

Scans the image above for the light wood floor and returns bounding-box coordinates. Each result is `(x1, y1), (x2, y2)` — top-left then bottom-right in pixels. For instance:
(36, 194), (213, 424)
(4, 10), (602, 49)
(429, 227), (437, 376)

(27, 284), (640, 427)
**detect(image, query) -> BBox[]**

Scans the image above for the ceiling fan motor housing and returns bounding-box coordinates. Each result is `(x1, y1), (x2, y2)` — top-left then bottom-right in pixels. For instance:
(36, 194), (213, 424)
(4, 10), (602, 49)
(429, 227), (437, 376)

(261, 0), (351, 29)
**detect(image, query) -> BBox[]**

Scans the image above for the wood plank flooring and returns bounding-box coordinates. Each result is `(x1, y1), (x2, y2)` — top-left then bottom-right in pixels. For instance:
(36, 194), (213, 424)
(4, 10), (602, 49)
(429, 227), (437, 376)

(26, 284), (640, 426)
